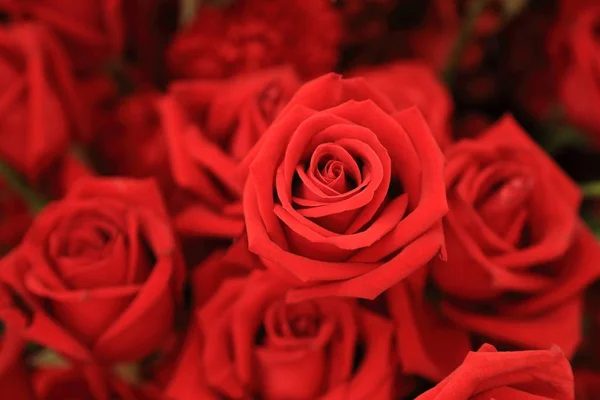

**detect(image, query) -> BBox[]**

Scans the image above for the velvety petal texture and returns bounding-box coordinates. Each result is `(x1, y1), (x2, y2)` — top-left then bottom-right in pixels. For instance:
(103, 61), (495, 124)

(415, 344), (575, 400)
(0, 177), (185, 363)
(241, 73), (448, 300)
(432, 116), (600, 357)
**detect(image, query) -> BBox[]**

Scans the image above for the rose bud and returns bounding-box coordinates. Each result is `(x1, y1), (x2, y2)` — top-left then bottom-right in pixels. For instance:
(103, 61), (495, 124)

(0, 177), (185, 364)
(167, 270), (396, 400)
(0, 23), (88, 181)
(415, 344), (574, 399)
(239, 74), (448, 301)
(431, 116), (600, 357)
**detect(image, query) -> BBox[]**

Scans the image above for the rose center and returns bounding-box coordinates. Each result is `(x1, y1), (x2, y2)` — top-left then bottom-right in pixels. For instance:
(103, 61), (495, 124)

(265, 300), (323, 340)
(475, 174), (534, 245)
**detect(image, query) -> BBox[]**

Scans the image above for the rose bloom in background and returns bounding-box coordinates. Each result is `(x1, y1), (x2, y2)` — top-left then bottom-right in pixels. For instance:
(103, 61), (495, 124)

(1, 0), (600, 399)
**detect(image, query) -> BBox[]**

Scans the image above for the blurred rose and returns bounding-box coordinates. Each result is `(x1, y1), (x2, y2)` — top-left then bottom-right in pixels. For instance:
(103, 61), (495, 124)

(167, 0), (342, 79)
(0, 24), (88, 181)
(0, 0), (123, 71)
(557, 5), (600, 146)
(171, 270), (395, 399)
(432, 116), (600, 356)
(0, 178), (185, 363)
(165, 67), (301, 237)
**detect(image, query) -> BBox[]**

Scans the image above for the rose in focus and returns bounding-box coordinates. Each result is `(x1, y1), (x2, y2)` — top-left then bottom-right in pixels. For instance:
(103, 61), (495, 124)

(241, 73), (448, 300)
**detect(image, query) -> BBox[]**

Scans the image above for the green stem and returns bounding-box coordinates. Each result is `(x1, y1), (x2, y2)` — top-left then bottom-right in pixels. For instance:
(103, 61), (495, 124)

(0, 159), (47, 214)
(582, 181), (600, 198)
(442, 0), (493, 85)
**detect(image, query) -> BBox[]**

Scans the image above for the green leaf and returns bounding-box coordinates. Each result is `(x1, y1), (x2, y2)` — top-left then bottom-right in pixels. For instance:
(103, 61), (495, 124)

(582, 181), (600, 198)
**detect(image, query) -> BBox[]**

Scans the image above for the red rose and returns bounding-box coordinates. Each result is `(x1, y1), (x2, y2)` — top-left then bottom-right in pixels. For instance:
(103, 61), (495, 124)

(164, 67), (301, 237)
(415, 344), (574, 399)
(355, 61), (453, 148)
(431, 116), (600, 356)
(0, 0), (123, 71)
(558, 5), (600, 145)
(0, 177), (185, 363)
(173, 270), (395, 399)
(241, 74), (447, 300)
(0, 24), (88, 180)
(166, 0), (342, 79)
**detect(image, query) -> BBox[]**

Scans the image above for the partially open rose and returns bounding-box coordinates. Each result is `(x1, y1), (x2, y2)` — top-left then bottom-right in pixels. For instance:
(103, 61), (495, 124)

(241, 74), (447, 300)
(432, 116), (600, 356)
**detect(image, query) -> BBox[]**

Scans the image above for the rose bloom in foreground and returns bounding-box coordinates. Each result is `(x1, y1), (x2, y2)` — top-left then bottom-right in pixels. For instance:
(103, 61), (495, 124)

(166, 269), (396, 400)
(0, 177), (185, 364)
(240, 73), (448, 301)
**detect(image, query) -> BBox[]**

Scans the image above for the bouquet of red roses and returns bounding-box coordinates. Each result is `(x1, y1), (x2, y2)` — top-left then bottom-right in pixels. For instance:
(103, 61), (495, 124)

(0, 0), (599, 399)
